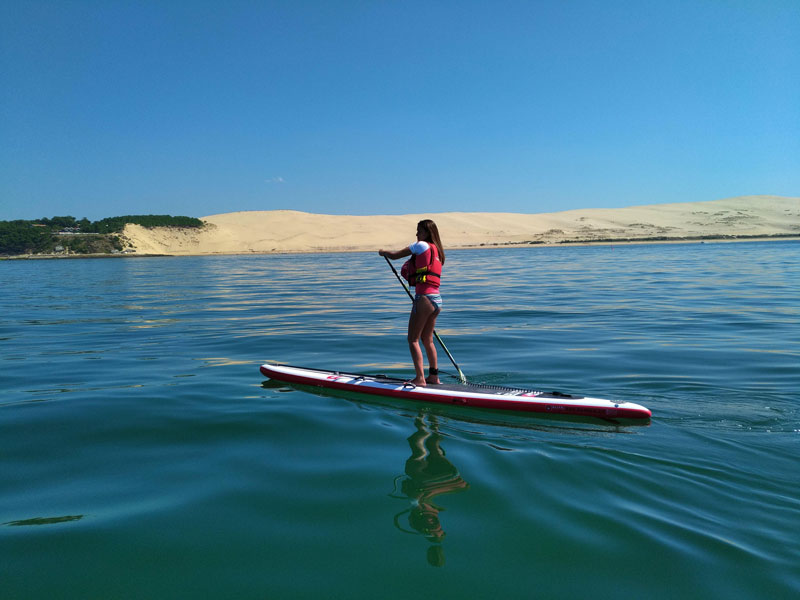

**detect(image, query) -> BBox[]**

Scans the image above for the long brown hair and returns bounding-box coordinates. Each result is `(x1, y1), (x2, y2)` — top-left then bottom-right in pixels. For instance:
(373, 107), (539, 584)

(418, 219), (445, 265)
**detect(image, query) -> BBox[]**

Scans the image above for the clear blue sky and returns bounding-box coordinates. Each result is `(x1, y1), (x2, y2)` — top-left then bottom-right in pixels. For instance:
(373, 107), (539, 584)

(2, 1), (798, 221)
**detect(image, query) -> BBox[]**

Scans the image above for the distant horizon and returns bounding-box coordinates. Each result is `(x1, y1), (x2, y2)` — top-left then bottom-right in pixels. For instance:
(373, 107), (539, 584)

(4, 192), (799, 223)
(0, 194), (800, 227)
(2, 3), (798, 221)
(4, 193), (797, 223)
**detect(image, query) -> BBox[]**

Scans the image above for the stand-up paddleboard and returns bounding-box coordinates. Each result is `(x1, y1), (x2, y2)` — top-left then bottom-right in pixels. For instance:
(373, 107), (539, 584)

(260, 363), (651, 421)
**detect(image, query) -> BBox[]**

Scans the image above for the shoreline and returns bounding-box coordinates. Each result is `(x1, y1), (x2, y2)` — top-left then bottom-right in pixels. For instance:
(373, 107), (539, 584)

(0, 253), (171, 261)
(120, 195), (800, 256)
(4, 196), (798, 259)
(3, 234), (797, 260)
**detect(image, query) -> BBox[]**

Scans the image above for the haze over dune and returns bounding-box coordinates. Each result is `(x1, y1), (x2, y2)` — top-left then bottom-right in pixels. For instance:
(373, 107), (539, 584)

(122, 195), (800, 255)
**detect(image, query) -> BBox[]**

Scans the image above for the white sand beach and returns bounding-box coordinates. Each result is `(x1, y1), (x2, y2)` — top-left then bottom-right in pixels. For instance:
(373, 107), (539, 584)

(121, 195), (799, 255)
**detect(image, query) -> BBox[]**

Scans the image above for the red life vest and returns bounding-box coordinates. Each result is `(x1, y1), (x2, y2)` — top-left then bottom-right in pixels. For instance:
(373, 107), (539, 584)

(401, 243), (442, 287)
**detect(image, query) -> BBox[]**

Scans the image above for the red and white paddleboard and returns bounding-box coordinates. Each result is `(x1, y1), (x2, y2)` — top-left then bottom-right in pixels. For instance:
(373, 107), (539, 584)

(260, 363), (651, 421)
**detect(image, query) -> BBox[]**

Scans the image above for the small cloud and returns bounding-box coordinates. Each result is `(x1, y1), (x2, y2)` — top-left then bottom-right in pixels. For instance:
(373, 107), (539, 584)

(265, 177), (285, 184)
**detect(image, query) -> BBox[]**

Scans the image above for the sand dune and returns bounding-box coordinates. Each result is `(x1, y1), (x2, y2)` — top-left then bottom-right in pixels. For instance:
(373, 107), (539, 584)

(122, 195), (800, 255)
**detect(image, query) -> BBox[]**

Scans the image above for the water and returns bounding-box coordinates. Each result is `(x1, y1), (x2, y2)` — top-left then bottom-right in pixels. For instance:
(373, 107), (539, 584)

(1, 242), (798, 598)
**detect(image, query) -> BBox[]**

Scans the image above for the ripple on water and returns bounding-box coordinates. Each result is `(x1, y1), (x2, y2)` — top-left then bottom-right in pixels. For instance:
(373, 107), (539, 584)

(1, 244), (799, 598)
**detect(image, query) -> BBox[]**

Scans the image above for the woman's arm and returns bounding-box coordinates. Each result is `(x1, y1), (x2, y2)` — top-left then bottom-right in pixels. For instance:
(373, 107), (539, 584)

(378, 247), (412, 260)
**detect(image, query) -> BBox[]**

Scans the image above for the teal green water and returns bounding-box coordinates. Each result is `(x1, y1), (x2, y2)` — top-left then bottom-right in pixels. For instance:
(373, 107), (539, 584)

(2, 242), (798, 598)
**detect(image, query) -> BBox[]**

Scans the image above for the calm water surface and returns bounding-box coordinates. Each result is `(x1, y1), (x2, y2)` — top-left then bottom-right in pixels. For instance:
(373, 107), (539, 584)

(2, 242), (798, 598)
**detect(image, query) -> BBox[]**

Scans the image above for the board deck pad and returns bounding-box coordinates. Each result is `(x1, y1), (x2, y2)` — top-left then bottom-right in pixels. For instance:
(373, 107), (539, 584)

(261, 363), (652, 421)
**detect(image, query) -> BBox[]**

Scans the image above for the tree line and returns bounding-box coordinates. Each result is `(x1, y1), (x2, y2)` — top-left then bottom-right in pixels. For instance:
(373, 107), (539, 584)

(0, 215), (203, 255)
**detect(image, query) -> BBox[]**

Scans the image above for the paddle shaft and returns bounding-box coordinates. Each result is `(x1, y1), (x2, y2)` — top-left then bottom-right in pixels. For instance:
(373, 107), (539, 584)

(383, 255), (466, 383)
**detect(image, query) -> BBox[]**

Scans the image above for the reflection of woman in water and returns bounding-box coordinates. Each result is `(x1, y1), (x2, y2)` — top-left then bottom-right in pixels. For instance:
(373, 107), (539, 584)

(392, 413), (469, 567)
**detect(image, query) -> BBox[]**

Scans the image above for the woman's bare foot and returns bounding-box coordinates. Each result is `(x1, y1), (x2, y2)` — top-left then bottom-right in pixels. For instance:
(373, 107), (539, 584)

(409, 377), (427, 387)
(426, 374), (440, 385)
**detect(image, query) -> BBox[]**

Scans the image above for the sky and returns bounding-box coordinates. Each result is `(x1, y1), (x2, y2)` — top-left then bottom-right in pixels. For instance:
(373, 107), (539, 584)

(1, 0), (799, 221)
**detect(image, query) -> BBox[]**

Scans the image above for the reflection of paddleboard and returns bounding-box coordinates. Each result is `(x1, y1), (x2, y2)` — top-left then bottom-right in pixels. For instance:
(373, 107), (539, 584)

(260, 363), (652, 421)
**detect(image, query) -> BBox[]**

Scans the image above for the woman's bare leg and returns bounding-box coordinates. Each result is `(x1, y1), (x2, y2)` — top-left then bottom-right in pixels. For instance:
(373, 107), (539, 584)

(408, 298), (436, 386)
(421, 305), (440, 384)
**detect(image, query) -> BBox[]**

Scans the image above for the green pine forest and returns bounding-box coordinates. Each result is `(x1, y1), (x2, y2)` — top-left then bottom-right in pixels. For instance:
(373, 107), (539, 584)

(0, 215), (203, 256)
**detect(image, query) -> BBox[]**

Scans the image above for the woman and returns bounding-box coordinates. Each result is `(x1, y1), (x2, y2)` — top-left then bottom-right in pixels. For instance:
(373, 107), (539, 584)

(379, 219), (445, 386)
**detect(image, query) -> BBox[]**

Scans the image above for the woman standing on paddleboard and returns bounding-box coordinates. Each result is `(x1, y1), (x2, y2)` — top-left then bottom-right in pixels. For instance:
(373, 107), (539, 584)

(379, 219), (445, 387)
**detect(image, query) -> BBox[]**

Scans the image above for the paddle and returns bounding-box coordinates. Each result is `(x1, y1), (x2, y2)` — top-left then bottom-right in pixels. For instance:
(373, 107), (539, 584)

(383, 255), (467, 383)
